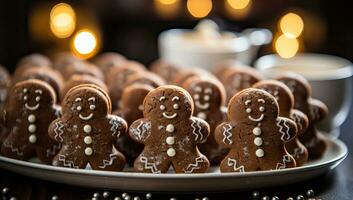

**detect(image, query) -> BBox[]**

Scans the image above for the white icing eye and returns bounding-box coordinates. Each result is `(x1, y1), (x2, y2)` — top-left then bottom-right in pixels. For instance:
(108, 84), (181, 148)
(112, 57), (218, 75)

(89, 105), (96, 110)
(203, 95), (210, 101)
(246, 108), (252, 113)
(173, 104), (179, 110)
(77, 106), (82, 111)
(35, 96), (40, 102)
(193, 94), (200, 100)
(160, 105), (165, 110)
(24, 96), (28, 100)
(23, 89), (28, 93)
(259, 106), (265, 112)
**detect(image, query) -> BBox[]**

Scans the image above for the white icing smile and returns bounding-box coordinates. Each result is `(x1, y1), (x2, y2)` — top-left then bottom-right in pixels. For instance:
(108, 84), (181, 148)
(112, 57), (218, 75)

(25, 103), (40, 111)
(162, 112), (177, 119)
(195, 101), (210, 110)
(79, 113), (94, 120)
(248, 114), (264, 122)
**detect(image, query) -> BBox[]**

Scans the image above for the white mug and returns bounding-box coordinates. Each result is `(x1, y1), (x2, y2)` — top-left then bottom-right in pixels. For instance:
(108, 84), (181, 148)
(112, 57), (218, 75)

(255, 53), (353, 138)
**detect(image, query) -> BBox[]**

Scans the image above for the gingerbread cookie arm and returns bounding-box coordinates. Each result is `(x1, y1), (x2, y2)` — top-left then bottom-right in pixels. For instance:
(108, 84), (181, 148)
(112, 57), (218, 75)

(214, 122), (234, 148)
(53, 105), (62, 118)
(190, 117), (210, 143)
(308, 98), (328, 122)
(107, 114), (127, 142)
(290, 109), (309, 135)
(276, 117), (297, 143)
(129, 118), (151, 144)
(48, 118), (65, 143)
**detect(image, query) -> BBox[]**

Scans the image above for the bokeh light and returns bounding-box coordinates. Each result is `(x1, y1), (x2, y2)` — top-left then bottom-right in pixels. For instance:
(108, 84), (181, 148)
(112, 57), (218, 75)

(226, 0), (251, 10)
(154, 0), (180, 19)
(50, 3), (76, 38)
(275, 34), (299, 58)
(187, 0), (213, 18)
(71, 29), (98, 59)
(279, 12), (304, 38)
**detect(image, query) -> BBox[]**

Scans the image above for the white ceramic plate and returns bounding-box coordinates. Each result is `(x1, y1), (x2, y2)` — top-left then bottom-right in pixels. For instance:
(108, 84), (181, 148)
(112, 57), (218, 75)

(0, 137), (347, 192)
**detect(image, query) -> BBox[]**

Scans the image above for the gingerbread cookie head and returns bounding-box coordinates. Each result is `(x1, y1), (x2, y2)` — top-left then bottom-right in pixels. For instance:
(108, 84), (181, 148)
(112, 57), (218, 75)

(93, 52), (126, 74)
(14, 54), (52, 77)
(253, 80), (294, 117)
(60, 74), (108, 101)
(228, 88), (279, 125)
(183, 77), (225, 118)
(223, 67), (263, 102)
(149, 59), (181, 83)
(276, 73), (312, 108)
(9, 79), (57, 112)
(172, 68), (213, 86)
(143, 85), (193, 123)
(119, 84), (154, 115)
(18, 68), (64, 101)
(62, 84), (111, 121)
(125, 72), (165, 89)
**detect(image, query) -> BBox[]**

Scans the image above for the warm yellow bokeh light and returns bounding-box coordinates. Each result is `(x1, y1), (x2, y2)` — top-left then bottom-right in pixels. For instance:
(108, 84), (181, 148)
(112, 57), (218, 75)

(71, 30), (98, 59)
(226, 0), (251, 10)
(158, 0), (177, 5)
(187, 0), (213, 18)
(275, 34), (299, 58)
(154, 0), (180, 19)
(50, 3), (76, 38)
(279, 12), (304, 38)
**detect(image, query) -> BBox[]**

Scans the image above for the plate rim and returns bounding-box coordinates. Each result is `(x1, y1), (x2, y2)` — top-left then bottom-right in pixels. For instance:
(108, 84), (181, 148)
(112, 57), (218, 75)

(0, 137), (347, 179)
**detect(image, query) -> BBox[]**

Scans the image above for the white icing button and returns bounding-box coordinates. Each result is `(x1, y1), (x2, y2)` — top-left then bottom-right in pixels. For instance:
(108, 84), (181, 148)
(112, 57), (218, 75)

(28, 134), (37, 143)
(84, 136), (92, 144)
(197, 112), (206, 120)
(166, 124), (175, 133)
(166, 137), (175, 145)
(254, 137), (263, 146)
(252, 127), (261, 136)
(255, 149), (264, 157)
(28, 124), (36, 133)
(85, 147), (93, 156)
(167, 148), (176, 157)
(28, 114), (36, 123)
(83, 125), (92, 133)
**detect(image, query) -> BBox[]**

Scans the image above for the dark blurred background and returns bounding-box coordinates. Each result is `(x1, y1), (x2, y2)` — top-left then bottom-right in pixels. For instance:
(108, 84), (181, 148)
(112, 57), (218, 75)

(0, 0), (352, 72)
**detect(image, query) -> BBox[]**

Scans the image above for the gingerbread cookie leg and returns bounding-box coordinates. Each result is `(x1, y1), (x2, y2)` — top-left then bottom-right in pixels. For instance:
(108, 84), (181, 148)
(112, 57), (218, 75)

(134, 149), (170, 174)
(173, 150), (209, 173)
(285, 139), (308, 166)
(90, 148), (126, 171)
(1, 133), (34, 161)
(53, 149), (88, 169)
(36, 141), (62, 164)
(272, 154), (296, 170)
(219, 150), (256, 172)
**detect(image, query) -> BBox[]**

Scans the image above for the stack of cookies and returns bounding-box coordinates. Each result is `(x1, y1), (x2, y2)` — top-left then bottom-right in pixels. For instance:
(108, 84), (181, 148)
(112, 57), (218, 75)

(0, 53), (328, 173)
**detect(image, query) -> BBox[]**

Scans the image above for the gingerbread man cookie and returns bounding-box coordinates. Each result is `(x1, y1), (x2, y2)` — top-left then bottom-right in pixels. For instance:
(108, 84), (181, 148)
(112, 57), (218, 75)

(183, 77), (228, 165)
(125, 72), (165, 90)
(113, 84), (154, 165)
(215, 88), (297, 172)
(150, 59), (181, 83)
(105, 62), (145, 109)
(253, 80), (309, 166)
(277, 73), (328, 159)
(62, 61), (104, 80)
(93, 52), (126, 75)
(14, 53), (52, 77)
(172, 68), (214, 86)
(49, 84), (127, 171)
(1, 79), (61, 164)
(129, 85), (210, 173)
(222, 67), (263, 103)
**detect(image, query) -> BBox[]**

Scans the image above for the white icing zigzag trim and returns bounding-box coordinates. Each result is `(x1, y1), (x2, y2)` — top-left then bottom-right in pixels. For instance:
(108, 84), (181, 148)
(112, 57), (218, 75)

(110, 117), (122, 137)
(46, 143), (61, 158)
(275, 155), (292, 170)
(99, 153), (117, 169)
(3, 142), (24, 156)
(191, 118), (203, 142)
(184, 156), (205, 173)
(290, 112), (302, 130)
(53, 121), (64, 142)
(305, 138), (318, 148)
(58, 154), (79, 169)
(222, 123), (233, 145)
(227, 158), (245, 172)
(140, 156), (161, 174)
(276, 118), (291, 141)
(131, 121), (151, 141)
(292, 147), (305, 159)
